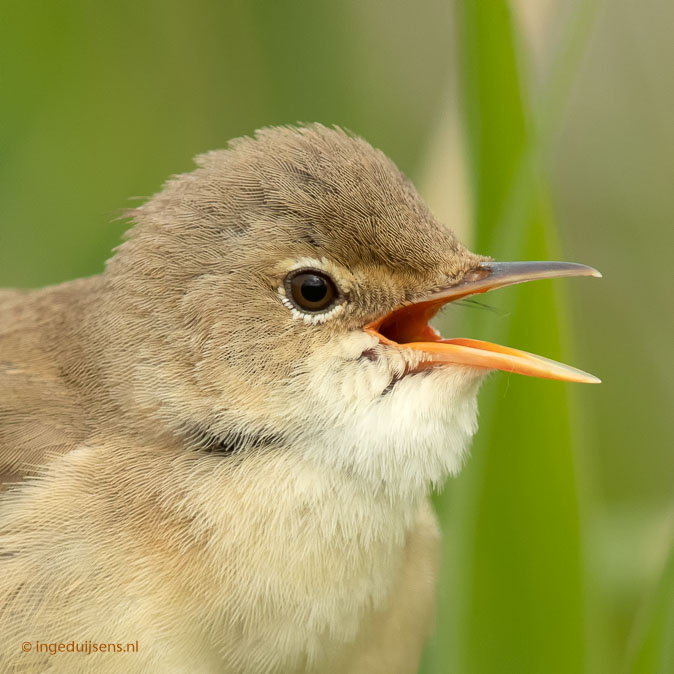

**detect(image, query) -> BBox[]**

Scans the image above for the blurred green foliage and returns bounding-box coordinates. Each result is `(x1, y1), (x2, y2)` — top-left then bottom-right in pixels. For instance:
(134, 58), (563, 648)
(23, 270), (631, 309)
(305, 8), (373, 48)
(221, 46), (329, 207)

(424, 4), (585, 673)
(0, 1), (671, 672)
(627, 545), (674, 674)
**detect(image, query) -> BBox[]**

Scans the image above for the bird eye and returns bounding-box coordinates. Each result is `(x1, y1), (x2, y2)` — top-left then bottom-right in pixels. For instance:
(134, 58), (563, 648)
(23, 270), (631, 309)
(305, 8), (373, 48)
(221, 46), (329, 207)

(286, 270), (338, 313)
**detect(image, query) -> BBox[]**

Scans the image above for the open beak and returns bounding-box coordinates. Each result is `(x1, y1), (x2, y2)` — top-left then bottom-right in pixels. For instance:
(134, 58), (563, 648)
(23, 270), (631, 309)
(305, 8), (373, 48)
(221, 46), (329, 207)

(364, 261), (601, 384)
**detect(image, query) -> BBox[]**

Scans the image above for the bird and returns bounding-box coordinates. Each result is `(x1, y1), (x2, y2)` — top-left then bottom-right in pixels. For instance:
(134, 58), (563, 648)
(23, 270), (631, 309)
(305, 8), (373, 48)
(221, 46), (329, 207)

(0, 124), (600, 673)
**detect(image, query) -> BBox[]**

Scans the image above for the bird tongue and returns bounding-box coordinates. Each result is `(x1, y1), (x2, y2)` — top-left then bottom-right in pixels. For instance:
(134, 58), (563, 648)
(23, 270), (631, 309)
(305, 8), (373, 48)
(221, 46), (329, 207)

(364, 260), (602, 384)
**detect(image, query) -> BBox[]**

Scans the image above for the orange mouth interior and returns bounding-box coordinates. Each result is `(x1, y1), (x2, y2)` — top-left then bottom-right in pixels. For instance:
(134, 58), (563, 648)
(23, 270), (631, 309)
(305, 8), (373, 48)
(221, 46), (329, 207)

(367, 297), (447, 346)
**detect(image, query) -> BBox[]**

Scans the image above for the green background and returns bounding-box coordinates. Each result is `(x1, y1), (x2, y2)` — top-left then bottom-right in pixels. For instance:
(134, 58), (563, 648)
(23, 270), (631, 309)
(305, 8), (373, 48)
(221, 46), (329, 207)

(1, 1), (672, 672)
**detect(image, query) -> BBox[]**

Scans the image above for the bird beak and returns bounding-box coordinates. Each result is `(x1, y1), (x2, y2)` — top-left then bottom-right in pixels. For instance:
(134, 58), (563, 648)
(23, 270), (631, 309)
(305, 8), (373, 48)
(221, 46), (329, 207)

(364, 261), (602, 384)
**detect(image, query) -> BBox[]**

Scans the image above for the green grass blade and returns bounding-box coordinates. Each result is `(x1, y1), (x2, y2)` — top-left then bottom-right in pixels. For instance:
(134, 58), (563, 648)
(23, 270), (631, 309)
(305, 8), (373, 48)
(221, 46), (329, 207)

(422, 3), (588, 673)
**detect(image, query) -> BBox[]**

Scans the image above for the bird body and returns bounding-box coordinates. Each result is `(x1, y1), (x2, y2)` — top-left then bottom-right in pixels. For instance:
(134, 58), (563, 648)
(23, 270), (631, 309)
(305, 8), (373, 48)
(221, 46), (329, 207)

(0, 125), (598, 673)
(0, 250), (462, 674)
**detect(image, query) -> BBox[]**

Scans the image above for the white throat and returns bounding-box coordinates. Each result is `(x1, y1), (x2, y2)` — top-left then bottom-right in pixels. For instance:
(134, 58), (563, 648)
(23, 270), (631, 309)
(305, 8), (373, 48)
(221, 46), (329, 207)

(299, 332), (485, 500)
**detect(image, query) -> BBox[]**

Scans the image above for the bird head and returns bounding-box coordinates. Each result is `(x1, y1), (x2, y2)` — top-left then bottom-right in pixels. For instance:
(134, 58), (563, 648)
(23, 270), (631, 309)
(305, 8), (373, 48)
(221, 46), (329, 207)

(102, 124), (598, 497)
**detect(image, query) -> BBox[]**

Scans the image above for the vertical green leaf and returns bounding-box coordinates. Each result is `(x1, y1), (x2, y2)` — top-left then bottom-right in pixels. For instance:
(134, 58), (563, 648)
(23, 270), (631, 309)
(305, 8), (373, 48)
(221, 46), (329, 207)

(423, 2), (587, 673)
(457, 0), (528, 251)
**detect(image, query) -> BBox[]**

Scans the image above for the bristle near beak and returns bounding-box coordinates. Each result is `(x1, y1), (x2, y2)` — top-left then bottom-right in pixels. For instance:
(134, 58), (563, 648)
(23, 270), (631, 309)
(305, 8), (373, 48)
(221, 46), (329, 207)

(364, 261), (601, 384)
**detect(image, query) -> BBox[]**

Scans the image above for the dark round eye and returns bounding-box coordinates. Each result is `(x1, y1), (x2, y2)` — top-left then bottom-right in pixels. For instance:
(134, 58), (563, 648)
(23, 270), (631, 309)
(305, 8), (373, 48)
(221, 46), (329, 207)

(287, 270), (337, 313)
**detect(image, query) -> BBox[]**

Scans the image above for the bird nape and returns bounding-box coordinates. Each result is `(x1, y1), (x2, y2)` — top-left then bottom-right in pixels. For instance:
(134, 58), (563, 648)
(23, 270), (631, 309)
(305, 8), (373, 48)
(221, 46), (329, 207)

(0, 124), (600, 674)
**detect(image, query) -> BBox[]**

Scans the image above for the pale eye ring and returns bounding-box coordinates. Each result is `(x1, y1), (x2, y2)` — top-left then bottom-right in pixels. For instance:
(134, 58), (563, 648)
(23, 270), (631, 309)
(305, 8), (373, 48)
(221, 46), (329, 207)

(284, 269), (339, 313)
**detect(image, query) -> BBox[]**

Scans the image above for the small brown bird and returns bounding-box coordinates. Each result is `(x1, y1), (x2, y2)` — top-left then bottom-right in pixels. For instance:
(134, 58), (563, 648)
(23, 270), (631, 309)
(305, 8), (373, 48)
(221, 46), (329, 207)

(0, 125), (599, 673)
